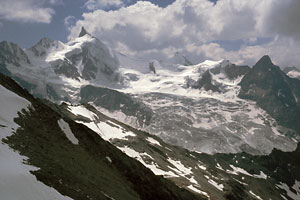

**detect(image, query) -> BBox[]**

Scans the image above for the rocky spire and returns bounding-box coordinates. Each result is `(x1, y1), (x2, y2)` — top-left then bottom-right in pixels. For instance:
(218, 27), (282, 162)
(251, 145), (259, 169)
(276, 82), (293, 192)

(253, 55), (273, 70)
(79, 27), (88, 37)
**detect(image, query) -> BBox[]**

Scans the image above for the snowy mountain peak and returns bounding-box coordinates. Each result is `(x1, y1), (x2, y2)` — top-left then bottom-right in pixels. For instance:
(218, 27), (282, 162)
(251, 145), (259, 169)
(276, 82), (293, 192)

(34, 37), (54, 48)
(196, 59), (230, 70)
(0, 41), (30, 66)
(29, 37), (64, 57)
(78, 26), (89, 37)
(26, 30), (121, 82)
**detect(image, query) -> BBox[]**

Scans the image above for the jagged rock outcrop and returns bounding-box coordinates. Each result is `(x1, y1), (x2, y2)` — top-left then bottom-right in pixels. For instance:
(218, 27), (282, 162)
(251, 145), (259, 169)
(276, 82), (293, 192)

(224, 64), (250, 80)
(192, 70), (220, 92)
(239, 55), (300, 131)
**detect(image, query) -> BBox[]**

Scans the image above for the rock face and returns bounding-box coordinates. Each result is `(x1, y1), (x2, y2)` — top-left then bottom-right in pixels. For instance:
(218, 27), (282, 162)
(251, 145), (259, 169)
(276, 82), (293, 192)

(189, 60), (249, 93)
(53, 58), (81, 80)
(0, 41), (30, 67)
(224, 64), (250, 80)
(239, 55), (300, 132)
(78, 27), (89, 37)
(192, 70), (220, 92)
(29, 37), (62, 57)
(149, 61), (156, 74)
(80, 85), (153, 126)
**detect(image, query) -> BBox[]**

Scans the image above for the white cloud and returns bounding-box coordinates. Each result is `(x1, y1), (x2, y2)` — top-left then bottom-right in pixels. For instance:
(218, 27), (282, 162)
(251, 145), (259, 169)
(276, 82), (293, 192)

(84, 0), (124, 10)
(0, 0), (55, 23)
(49, 0), (64, 5)
(184, 36), (300, 68)
(69, 0), (300, 67)
(64, 16), (76, 27)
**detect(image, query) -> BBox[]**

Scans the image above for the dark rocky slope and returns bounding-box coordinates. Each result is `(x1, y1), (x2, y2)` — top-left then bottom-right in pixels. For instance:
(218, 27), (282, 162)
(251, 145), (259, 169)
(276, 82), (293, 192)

(239, 55), (300, 133)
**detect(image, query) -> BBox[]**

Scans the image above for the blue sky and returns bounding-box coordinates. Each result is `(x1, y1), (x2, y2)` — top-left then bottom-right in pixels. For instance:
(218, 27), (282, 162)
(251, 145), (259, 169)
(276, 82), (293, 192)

(0, 0), (300, 67)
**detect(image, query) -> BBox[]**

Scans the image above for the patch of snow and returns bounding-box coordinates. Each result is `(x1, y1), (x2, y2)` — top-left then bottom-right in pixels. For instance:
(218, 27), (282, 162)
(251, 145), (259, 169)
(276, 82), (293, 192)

(94, 106), (142, 128)
(68, 105), (96, 121)
(204, 176), (224, 191)
(253, 171), (268, 179)
(234, 178), (248, 186)
(198, 164), (207, 171)
(75, 118), (135, 142)
(187, 185), (209, 197)
(106, 156), (112, 163)
(146, 137), (161, 146)
(167, 158), (192, 176)
(277, 182), (300, 200)
(118, 146), (178, 177)
(216, 163), (224, 171)
(188, 176), (198, 185)
(118, 146), (140, 158)
(58, 119), (79, 145)
(97, 121), (136, 141)
(249, 190), (263, 200)
(165, 147), (173, 151)
(292, 180), (300, 195)
(226, 165), (253, 177)
(287, 70), (300, 79)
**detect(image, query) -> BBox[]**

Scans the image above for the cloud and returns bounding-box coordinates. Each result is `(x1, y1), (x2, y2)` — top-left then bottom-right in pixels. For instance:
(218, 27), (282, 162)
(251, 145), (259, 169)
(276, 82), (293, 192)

(0, 0), (55, 23)
(64, 16), (76, 27)
(262, 0), (300, 41)
(68, 0), (300, 67)
(49, 0), (64, 5)
(84, 0), (125, 10)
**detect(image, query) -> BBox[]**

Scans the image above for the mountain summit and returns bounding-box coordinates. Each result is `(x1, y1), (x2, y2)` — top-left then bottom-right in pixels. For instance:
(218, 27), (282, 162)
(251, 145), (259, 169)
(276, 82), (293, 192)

(239, 55), (300, 131)
(78, 26), (89, 37)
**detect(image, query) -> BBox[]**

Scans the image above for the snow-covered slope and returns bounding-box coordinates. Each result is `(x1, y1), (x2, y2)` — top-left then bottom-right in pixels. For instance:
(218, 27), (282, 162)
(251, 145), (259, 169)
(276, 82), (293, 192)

(101, 58), (298, 154)
(2, 27), (121, 102)
(284, 66), (300, 80)
(287, 70), (300, 79)
(120, 59), (243, 97)
(0, 85), (72, 200)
